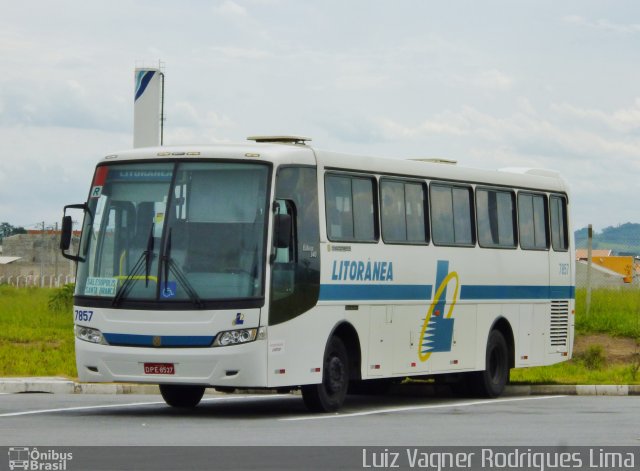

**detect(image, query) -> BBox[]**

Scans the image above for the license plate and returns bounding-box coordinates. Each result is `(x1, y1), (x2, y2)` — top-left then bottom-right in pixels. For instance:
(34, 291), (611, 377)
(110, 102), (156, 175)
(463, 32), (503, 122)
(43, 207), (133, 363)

(143, 363), (175, 375)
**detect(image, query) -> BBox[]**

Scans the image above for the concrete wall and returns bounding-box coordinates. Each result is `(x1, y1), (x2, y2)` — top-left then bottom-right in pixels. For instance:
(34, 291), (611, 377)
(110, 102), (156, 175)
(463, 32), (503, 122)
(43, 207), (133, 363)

(575, 260), (639, 289)
(0, 233), (78, 279)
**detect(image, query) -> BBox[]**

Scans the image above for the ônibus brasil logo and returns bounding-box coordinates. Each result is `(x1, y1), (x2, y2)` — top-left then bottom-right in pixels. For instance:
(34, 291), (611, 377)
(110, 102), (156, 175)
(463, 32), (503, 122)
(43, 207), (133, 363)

(8, 447), (73, 471)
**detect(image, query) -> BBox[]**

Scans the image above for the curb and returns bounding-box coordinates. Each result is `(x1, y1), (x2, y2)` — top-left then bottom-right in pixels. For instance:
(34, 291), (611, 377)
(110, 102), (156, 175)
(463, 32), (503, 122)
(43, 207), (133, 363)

(0, 378), (638, 396)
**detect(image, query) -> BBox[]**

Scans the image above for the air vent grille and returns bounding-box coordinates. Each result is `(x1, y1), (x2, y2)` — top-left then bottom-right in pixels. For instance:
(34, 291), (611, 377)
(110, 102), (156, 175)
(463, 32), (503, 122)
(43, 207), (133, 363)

(550, 300), (569, 347)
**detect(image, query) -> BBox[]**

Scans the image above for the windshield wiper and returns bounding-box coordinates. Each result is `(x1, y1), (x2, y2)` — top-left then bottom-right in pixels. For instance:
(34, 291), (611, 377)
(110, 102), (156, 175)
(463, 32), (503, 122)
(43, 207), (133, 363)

(112, 225), (155, 306)
(162, 228), (204, 308)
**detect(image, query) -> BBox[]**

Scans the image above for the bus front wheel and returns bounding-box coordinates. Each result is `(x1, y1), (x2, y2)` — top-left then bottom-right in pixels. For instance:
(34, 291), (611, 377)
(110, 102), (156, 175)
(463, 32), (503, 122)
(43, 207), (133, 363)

(302, 336), (349, 412)
(470, 329), (509, 398)
(159, 384), (206, 408)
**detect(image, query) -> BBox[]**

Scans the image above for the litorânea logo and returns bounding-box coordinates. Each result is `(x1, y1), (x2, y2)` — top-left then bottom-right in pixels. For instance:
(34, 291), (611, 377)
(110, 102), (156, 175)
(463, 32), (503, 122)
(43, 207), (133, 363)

(8, 447), (73, 470)
(418, 260), (460, 362)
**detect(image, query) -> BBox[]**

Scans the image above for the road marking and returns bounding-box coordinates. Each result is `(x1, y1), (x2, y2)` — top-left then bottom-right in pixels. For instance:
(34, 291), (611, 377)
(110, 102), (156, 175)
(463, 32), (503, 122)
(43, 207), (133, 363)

(282, 395), (567, 421)
(0, 394), (291, 418)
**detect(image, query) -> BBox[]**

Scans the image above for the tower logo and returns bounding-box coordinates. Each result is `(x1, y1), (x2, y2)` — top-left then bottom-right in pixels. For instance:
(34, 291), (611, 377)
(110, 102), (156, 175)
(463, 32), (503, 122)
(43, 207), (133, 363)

(418, 260), (460, 362)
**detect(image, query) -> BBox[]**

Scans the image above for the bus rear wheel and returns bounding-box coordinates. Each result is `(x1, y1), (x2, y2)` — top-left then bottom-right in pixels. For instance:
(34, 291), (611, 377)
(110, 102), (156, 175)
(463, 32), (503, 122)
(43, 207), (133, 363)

(159, 384), (206, 408)
(302, 337), (349, 412)
(470, 329), (509, 398)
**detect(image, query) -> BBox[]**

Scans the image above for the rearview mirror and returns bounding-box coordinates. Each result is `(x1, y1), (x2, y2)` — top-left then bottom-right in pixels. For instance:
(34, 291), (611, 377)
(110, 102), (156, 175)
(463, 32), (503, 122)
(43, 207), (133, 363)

(60, 203), (90, 262)
(274, 213), (292, 249)
(60, 215), (73, 251)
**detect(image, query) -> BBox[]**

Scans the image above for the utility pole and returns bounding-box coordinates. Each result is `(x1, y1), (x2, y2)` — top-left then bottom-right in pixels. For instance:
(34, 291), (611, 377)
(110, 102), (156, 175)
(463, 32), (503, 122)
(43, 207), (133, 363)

(40, 221), (45, 287)
(54, 221), (59, 285)
(586, 224), (593, 317)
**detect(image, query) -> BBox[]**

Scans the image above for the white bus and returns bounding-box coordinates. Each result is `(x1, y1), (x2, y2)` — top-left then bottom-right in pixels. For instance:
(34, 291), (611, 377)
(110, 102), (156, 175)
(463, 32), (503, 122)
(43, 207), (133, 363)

(60, 136), (574, 412)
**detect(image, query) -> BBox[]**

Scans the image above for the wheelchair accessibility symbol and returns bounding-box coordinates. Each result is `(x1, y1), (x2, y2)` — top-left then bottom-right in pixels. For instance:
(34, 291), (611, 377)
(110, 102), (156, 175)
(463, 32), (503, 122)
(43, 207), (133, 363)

(161, 281), (177, 299)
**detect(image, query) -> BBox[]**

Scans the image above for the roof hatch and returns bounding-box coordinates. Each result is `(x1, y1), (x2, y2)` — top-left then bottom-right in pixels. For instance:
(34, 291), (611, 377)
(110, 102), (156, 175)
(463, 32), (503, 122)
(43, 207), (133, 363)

(247, 135), (311, 145)
(409, 158), (457, 165)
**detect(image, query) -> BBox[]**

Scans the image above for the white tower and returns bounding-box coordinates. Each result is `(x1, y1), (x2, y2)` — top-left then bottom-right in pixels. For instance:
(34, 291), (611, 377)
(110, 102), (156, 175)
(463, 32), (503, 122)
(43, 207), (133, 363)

(133, 67), (164, 148)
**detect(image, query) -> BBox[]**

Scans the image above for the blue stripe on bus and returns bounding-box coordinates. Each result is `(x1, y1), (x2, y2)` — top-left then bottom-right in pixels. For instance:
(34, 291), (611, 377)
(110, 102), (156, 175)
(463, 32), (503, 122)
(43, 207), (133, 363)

(103, 333), (215, 347)
(319, 284), (432, 301)
(460, 285), (575, 300)
(319, 284), (575, 301)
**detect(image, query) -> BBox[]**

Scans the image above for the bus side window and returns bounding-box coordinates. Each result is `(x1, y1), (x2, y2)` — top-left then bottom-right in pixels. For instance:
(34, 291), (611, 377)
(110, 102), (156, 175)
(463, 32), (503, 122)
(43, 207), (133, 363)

(381, 180), (407, 242)
(405, 182), (428, 243)
(352, 178), (376, 241)
(550, 195), (568, 251)
(269, 167), (320, 325)
(476, 188), (516, 248)
(380, 179), (428, 244)
(518, 193), (549, 250)
(325, 175), (353, 240)
(271, 199), (295, 301)
(325, 173), (377, 242)
(273, 200), (295, 263)
(431, 183), (474, 246)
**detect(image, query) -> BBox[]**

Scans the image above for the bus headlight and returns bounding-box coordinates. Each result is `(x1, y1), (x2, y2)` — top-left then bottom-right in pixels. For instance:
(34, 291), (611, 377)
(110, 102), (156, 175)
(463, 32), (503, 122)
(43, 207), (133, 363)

(75, 325), (107, 345)
(213, 327), (265, 347)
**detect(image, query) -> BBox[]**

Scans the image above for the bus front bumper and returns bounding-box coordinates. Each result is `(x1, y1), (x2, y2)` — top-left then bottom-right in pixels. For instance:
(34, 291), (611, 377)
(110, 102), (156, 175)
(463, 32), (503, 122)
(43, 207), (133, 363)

(75, 338), (268, 388)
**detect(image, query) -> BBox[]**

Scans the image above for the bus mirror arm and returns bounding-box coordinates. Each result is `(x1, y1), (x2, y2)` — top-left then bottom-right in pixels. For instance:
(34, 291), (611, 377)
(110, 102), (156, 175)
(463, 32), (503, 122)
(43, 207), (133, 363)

(60, 202), (90, 262)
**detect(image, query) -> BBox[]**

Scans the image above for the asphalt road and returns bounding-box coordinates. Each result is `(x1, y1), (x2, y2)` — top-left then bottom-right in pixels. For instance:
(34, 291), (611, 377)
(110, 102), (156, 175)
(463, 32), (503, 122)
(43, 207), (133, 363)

(0, 392), (638, 447)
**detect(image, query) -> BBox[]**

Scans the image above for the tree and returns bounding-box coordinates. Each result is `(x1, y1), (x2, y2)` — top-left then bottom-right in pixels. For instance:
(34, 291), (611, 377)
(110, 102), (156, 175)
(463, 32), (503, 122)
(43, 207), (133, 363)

(0, 222), (27, 243)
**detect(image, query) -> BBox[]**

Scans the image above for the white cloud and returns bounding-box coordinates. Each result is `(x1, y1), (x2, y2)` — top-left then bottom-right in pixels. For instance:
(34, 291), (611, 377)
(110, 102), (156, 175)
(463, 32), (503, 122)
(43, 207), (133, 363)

(210, 46), (272, 60)
(563, 15), (640, 34)
(471, 69), (514, 91)
(214, 1), (248, 17)
(551, 100), (640, 132)
(375, 102), (640, 161)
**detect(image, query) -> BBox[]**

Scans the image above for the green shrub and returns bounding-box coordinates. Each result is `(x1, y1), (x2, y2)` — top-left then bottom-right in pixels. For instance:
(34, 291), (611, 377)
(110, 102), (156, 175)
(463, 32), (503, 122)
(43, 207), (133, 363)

(48, 283), (75, 313)
(629, 353), (640, 381)
(576, 344), (606, 370)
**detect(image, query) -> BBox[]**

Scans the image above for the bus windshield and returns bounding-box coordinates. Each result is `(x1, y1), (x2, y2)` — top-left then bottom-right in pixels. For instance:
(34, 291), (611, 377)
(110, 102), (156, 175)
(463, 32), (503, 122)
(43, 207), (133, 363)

(75, 161), (270, 304)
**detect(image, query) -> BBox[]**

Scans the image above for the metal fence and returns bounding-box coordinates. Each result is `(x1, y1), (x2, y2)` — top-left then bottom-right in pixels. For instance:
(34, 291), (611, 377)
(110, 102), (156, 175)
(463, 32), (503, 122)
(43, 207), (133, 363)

(0, 275), (76, 288)
(575, 224), (640, 290)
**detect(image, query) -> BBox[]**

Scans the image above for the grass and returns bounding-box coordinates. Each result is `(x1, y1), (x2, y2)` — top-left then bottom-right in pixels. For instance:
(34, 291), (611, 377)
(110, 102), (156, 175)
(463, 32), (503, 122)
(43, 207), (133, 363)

(512, 287), (640, 385)
(510, 361), (640, 385)
(0, 285), (639, 383)
(511, 344), (640, 385)
(575, 288), (640, 338)
(0, 285), (76, 377)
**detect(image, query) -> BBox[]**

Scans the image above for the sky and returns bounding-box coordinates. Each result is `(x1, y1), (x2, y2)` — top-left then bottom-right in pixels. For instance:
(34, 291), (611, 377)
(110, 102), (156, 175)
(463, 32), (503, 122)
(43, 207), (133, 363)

(1, 0), (639, 232)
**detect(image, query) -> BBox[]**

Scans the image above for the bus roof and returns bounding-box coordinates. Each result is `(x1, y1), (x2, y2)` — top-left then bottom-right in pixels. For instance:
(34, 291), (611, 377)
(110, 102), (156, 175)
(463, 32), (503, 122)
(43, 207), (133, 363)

(100, 141), (317, 167)
(100, 140), (569, 194)
(315, 149), (569, 194)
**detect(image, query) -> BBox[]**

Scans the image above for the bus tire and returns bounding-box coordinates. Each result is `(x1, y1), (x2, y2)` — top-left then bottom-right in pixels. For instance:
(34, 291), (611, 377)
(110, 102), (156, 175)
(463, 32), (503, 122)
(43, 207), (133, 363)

(470, 329), (509, 398)
(301, 336), (349, 412)
(159, 384), (206, 408)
